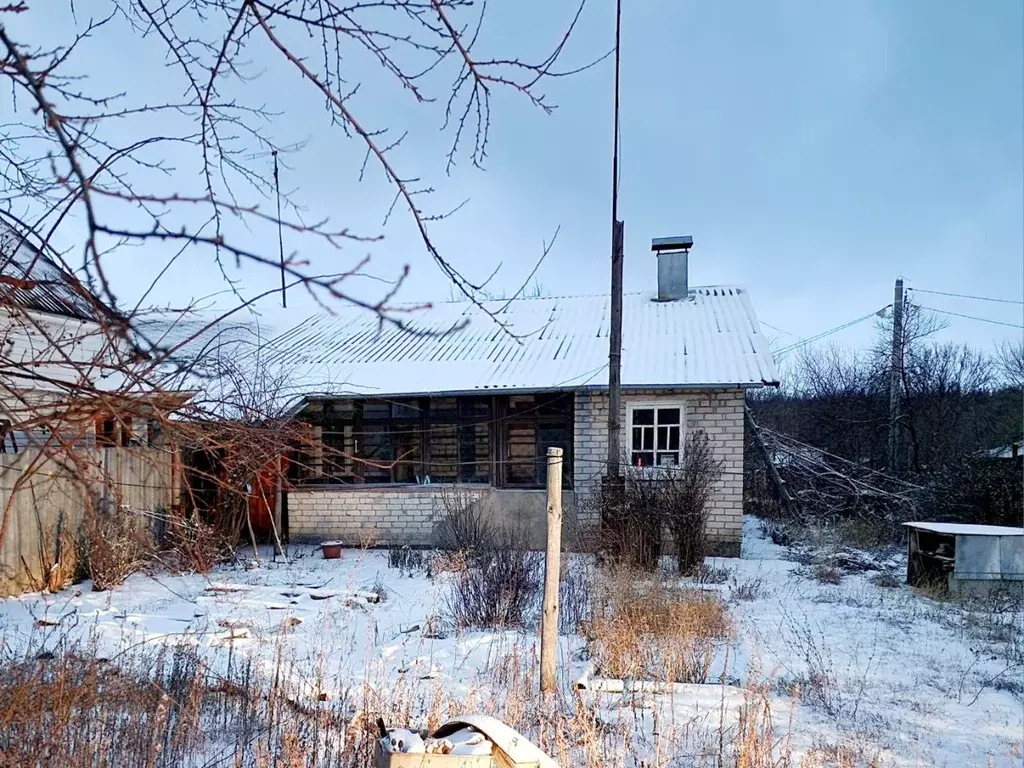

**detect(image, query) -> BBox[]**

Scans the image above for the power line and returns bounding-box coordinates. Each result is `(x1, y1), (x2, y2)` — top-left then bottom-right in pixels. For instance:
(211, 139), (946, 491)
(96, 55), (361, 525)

(915, 305), (1024, 329)
(774, 307), (887, 356)
(908, 287), (1024, 306)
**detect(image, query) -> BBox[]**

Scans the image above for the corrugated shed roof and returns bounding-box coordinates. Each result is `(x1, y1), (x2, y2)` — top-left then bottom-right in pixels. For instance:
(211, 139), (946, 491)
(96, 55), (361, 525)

(0, 221), (104, 322)
(260, 287), (779, 397)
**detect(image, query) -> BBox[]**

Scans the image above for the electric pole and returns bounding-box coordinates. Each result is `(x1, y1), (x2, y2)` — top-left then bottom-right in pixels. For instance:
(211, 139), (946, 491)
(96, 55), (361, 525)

(888, 278), (904, 472)
(606, 0), (624, 481)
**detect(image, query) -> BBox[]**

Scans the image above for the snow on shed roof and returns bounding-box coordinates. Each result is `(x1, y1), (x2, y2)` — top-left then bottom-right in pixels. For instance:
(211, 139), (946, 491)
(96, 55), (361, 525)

(904, 522), (1024, 537)
(260, 286), (780, 398)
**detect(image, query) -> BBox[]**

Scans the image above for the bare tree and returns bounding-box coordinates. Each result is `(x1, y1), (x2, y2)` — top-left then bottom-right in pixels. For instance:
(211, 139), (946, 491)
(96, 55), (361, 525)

(995, 339), (1024, 389)
(0, 1), (599, 584)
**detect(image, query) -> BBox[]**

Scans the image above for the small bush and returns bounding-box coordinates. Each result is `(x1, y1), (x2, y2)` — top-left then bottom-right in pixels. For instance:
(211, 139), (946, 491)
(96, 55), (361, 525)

(696, 563), (732, 585)
(85, 506), (153, 591)
(165, 514), (227, 574)
(583, 572), (733, 684)
(559, 559), (593, 633)
(811, 564), (844, 585)
(444, 529), (541, 630)
(433, 485), (495, 557)
(731, 576), (766, 601)
(870, 571), (901, 589)
(387, 545), (426, 576)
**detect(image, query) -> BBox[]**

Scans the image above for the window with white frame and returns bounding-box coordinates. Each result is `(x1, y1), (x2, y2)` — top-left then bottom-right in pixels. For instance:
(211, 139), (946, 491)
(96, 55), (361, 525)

(628, 402), (684, 468)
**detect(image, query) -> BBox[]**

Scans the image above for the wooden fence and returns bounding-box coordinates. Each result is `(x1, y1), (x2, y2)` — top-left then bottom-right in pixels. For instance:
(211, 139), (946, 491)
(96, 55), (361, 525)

(0, 447), (177, 596)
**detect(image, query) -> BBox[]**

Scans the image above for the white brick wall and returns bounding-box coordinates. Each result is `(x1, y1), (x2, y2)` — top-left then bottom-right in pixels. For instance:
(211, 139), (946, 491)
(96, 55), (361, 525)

(573, 388), (745, 552)
(288, 486), (489, 546)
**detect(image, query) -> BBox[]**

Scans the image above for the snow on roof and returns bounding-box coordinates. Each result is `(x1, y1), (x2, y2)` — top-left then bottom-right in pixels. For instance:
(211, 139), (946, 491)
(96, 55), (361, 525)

(260, 287), (780, 398)
(904, 522), (1024, 537)
(0, 220), (106, 322)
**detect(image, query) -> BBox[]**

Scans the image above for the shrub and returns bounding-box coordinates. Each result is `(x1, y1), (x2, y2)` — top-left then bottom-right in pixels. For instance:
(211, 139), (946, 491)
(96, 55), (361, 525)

(599, 433), (724, 574)
(811, 564), (844, 585)
(85, 504), (153, 591)
(731, 576), (766, 601)
(444, 528), (541, 630)
(387, 545), (426, 576)
(433, 485), (495, 558)
(870, 571), (901, 589)
(165, 514), (227, 574)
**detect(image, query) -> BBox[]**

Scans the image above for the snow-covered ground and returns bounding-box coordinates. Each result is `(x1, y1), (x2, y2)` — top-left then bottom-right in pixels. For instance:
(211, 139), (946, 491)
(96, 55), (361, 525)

(0, 518), (1020, 766)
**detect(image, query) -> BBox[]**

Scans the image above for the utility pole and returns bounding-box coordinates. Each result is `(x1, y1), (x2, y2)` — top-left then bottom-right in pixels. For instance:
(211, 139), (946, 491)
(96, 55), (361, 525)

(888, 278), (904, 472)
(606, 0), (624, 481)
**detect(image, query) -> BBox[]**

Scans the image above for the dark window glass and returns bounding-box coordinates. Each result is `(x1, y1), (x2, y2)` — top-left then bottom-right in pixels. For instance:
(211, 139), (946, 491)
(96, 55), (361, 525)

(429, 397), (458, 418)
(632, 427), (643, 451)
(392, 400), (422, 420)
(459, 423), (490, 482)
(507, 395), (536, 415)
(363, 401), (390, 420)
(658, 407), (680, 425)
(459, 398), (490, 419)
(634, 452), (654, 467)
(429, 424), (458, 482)
(360, 425), (392, 482)
(633, 408), (655, 426)
(506, 422), (537, 484)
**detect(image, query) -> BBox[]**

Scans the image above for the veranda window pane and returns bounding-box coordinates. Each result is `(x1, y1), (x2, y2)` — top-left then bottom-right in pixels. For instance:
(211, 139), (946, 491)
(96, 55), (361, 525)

(632, 427), (643, 451)
(429, 424), (458, 481)
(668, 428), (680, 451)
(393, 426), (420, 483)
(506, 422), (536, 483)
(642, 429), (654, 451)
(363, 401), (390, 420)
(459, 423), (490, 482)
(657, 426), (668, 451)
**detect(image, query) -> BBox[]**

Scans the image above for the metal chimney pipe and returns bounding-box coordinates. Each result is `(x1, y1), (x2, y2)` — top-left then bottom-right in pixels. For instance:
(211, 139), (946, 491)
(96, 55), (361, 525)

(651, 235), (693, 301)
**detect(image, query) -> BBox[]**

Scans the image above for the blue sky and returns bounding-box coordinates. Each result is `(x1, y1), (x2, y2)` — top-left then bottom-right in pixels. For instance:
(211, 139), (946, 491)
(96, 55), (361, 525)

(8, 1), (1024, 357)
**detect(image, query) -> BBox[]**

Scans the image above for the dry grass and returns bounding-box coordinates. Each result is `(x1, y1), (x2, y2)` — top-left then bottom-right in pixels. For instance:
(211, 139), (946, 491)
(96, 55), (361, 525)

(0, 633), (795, 768)
(583, 570), (734, 684)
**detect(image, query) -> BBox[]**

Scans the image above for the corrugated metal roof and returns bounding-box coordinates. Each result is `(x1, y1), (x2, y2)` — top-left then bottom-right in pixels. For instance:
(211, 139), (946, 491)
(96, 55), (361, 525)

(260, 287), (779, 397)
(0, 221), (104, 322)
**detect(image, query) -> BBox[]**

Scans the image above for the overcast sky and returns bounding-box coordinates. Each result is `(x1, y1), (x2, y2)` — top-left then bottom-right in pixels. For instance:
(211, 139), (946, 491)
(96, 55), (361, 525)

(9, 1), (1024, 358)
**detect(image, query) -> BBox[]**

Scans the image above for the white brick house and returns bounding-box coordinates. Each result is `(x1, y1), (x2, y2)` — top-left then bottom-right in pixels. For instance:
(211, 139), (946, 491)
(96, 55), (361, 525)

(271, 241), (778, 556)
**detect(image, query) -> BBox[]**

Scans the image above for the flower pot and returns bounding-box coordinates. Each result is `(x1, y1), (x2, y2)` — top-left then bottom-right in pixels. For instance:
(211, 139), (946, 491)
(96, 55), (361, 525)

(320, 541), (343, 559)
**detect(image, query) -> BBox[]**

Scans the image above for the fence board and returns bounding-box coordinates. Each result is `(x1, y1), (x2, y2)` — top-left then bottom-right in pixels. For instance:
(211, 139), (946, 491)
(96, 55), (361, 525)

(0, 447), (176, 596)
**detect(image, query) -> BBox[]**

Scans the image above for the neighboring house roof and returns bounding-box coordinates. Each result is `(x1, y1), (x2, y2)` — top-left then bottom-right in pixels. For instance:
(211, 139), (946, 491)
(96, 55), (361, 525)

(260, 287), (780, 398)
(0, 220), (106, 323)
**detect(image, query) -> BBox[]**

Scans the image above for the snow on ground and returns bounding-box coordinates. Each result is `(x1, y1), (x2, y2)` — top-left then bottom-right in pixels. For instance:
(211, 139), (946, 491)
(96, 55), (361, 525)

(0, 519), (1021, 767)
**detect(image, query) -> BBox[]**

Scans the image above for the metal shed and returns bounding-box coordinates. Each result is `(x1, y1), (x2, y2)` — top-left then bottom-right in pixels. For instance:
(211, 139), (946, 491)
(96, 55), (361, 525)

(904, 522), (1024, 595)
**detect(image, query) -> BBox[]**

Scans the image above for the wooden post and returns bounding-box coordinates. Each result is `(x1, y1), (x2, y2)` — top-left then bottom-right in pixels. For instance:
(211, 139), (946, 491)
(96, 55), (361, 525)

(540, 446), (564, 694)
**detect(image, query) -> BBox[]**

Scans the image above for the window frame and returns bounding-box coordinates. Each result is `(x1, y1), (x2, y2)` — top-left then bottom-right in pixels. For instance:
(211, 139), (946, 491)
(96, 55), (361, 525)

(498, 393), (574, 489)
(626, 400), (686, 469)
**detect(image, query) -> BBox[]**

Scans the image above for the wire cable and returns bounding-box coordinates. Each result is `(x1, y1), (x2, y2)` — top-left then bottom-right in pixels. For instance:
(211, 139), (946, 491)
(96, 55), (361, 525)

(908, 287), (1023, 305)
(915, 305), (1023, 329)
(774, 307), (887, 356)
